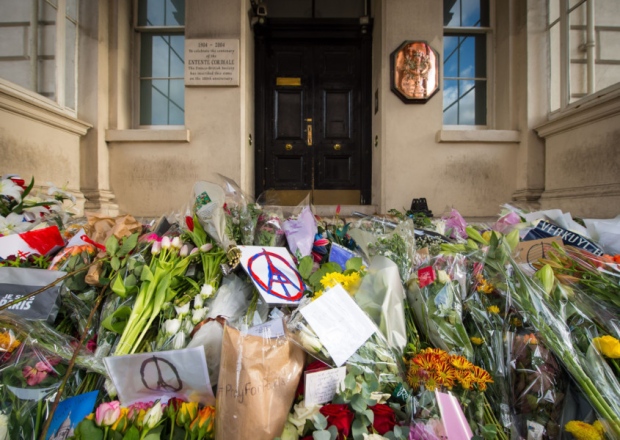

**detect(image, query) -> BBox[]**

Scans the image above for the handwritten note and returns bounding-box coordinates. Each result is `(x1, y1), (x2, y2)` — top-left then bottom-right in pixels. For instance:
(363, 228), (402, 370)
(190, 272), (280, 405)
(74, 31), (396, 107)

(300, 284), (376, 366)
(247, 318), (285, 338)
(304, 367), (347, 406)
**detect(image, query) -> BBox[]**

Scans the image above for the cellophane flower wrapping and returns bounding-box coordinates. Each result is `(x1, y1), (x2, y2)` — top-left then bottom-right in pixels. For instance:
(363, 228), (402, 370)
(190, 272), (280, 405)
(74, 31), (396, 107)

(193, 181), (233, 250)
(506, 329), (568, 440)
(409, 388), (446, 440)
(0, 313), (104, 439)
(349, 216), (416, 283)
(282, 204), (317, 259)
(463, 251), (512, 430)
(254, 207), (286, 247)
(406, 254), (474, 361)
(353, 255), (408, 353)
(218, 174), (260, 246)
(286, 294), (404, 395)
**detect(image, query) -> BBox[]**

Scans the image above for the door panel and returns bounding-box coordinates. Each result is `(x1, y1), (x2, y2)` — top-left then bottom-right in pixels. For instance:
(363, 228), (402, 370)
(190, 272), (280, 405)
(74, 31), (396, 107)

(258, 36), (369, 203)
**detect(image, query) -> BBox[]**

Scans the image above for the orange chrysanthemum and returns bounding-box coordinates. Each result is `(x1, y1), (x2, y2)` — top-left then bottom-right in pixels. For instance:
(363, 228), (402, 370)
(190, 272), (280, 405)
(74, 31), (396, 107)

(450, 355), (474, 371)
(470, 365), (494, 391)
(433, 361), (457, 389)
(454, 369), (474, 390)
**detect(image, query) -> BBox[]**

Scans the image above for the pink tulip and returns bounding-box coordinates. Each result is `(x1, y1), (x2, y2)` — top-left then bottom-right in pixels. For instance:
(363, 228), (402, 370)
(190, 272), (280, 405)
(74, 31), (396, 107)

(95, 400), (121, 427)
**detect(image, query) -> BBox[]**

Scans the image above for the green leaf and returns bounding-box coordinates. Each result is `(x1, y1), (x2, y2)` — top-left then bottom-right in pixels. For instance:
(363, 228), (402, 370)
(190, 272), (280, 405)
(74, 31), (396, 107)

(111, 256), (121, 272)
(143, 425), (164, 440)
(351, 418), (367, 440)
(298, 256), (314, 279)
(102, 305), (132, 334)
(327, 426), (338, 440)
(122, 426), (140, 440)
(345, 257), (363, 272)
(313, 430), (331, 440)
(125, 273), (137, 288)
(313, 413), (328, 431)
(111, 273), (127, 298)
(344, 373), (357, 391)
(350, 393), (367, 413)
(118, 233), (139, 257)
(74, 419), (104, 440)
(106, 235), (120, 256)
(141, 265), (154, 282)
(363, 409), (374, 424)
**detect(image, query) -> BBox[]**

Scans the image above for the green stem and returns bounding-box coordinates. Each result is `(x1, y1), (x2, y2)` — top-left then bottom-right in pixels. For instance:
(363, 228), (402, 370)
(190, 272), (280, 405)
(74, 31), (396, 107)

(34, 398), (43, 438)
(169, 421), (175, 440)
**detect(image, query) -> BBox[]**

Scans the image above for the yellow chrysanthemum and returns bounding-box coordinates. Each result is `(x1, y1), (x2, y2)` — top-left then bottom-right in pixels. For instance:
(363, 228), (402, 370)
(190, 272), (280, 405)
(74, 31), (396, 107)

(475, 274), (495, 294)
(592, 420), (605, 435)
(455, 369), (474, 390)
(433, 361), (457, 389)
(413, 353), (437, 371)
(564, 421), (604, 440)
(312, 290), (324, 301)
(470, 336), (484, 345)
(511, 317), (523, 327)
(320, 272), (345, 289)
(450, 355), (474, 370)
(487, 305), (500, 314)
(0, 331), (20, 353)
(420, 348), (451, 361)
(592, 335), (620, 359)
(470, 365), (493, 391)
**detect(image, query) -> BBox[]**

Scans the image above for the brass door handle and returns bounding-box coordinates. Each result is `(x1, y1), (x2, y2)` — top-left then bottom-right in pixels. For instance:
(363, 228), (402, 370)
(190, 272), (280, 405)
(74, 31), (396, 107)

(334, 143), (342, 151)
(285, 143), (293, 151)
(306, 124), (312, 146)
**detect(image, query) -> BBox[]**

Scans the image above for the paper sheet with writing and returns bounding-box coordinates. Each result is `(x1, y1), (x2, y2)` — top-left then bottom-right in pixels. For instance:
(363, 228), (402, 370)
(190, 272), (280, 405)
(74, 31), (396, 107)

(300, 284), (376, 366)
(304, 366), (347, 406)
(104, 346), (214, 406)
(247, 318), (285, 338)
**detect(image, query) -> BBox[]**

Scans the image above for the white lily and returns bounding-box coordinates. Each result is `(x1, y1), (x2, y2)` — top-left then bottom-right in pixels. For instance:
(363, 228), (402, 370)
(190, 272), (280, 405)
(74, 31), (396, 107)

(171, 332), (186, 350)
(0, 179), (23, 200)
(194, 293), (204, 309)
(0, 213), (30, 236)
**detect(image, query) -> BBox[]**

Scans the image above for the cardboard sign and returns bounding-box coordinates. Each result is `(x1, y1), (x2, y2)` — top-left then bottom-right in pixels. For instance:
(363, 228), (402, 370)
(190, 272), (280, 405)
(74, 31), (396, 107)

(45, 391), (98, 440)
(524, 220), (604, 255)
(304, 366), (347, 407)
(104, 346), (214, 406)
(0, 267), (66, 322)
(300, 284), (376, 367)
(515, 236), (564, 268)
(239, 246), (305, 305)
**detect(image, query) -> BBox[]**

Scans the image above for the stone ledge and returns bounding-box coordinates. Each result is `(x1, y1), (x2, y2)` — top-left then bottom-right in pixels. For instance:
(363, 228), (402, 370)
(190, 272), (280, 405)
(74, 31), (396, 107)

(436, 129), (521, 143)
(106, 129), (190, 143)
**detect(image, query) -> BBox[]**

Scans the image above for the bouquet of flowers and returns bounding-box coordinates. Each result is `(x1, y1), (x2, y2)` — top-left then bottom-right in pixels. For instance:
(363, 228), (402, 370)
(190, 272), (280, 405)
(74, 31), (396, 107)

(406, 254), (474, 361)
(73, 398), (216, 440)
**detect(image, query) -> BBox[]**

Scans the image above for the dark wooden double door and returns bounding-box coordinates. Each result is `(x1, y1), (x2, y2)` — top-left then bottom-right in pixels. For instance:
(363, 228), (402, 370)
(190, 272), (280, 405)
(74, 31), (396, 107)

(255, 37), (371, 205)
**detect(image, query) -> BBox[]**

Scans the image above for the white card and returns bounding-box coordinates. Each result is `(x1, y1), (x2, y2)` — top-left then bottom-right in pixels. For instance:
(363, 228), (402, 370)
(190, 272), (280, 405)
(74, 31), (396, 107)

(300, 284), (376, 366)
(304, 366), (347, 406)
(238, 246), (305, 305)
(247, 318), (285, 338)
(104, 346), (214, 406)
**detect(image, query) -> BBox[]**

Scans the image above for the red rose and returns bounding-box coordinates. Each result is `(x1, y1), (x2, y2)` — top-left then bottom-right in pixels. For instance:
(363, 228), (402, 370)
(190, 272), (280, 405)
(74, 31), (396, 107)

(370, 403), (397, 435)
(320, 404), (354, 439)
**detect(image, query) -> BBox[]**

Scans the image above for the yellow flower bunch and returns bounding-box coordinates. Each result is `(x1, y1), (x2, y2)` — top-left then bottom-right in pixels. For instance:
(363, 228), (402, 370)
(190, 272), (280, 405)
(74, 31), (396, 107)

(470, 336), (484, 346)
(486, 305), (500, 314)
(592, 335), (620, 359)
(475, 273), (494, 294)
(406, 347), (493, 392)
(319, 271), (362, 295)
(0, 330), (20, 353)
(564, 420), (604, 440)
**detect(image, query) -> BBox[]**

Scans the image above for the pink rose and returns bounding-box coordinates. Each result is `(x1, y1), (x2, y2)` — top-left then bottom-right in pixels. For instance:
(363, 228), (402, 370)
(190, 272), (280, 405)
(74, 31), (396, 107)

(95, 401), (121, 427)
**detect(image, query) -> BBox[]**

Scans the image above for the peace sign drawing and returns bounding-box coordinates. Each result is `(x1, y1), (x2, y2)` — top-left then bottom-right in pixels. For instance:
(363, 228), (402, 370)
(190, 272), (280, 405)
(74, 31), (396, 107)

(239, 246), (305, 304)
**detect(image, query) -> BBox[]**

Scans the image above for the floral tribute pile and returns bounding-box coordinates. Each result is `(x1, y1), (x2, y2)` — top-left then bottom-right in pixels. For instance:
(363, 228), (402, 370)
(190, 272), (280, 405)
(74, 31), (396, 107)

(1, 173), (619, 440)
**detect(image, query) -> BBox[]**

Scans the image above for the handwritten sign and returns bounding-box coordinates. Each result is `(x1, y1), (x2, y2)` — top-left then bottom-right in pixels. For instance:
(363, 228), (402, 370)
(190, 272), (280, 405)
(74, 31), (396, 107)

(104, 346), (214, 406)
(304, 367), (347, 406)
(247, 318), (285, 338)
(239, 246), (305, 305)
(300, 284), (376, 367)
(185, 39), (239, 86)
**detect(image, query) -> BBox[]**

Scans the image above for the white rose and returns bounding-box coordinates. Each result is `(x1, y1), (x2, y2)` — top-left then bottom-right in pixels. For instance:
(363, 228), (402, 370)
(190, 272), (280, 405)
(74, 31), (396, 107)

(192, 308), (207, 325)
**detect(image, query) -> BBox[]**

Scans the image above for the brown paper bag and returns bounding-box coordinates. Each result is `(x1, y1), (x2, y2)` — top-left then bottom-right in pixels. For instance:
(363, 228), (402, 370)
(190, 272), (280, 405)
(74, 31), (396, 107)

(215, 324), (305, 440)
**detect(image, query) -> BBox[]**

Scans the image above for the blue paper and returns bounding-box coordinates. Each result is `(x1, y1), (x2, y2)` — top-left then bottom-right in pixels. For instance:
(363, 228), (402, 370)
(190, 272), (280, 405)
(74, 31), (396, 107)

(329, 243), (357, 271)
(46, 391), (98, 440)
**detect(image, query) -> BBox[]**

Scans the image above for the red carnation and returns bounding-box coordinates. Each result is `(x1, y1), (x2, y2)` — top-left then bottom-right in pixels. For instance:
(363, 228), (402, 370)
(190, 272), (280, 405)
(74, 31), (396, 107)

(370, 403), (397, 435)
(320, 404), (354, 439)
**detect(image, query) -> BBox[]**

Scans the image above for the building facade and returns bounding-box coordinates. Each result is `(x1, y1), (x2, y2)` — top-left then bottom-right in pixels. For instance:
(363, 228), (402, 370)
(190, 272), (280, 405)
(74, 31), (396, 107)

(1, 0), (619, 219)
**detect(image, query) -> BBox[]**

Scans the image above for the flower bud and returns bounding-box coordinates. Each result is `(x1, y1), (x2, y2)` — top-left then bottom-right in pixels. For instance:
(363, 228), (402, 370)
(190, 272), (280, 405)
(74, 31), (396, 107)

(172, 332), (186, 350)
(171, 237), (182, 249)
(175, 302), (190, 317)
(190, 247), (199, 255)
(143, 401), (163, 429)
(194, 294), (204, 309)
(151, 240), (162, 256)
(200, 284), (214, 299)
(180, 244), (189, 257)
(200, 243), (213, 253)
(192, 308), (207, 325)
(163, 319), (181, 336)
(161, 236), (171, 250)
